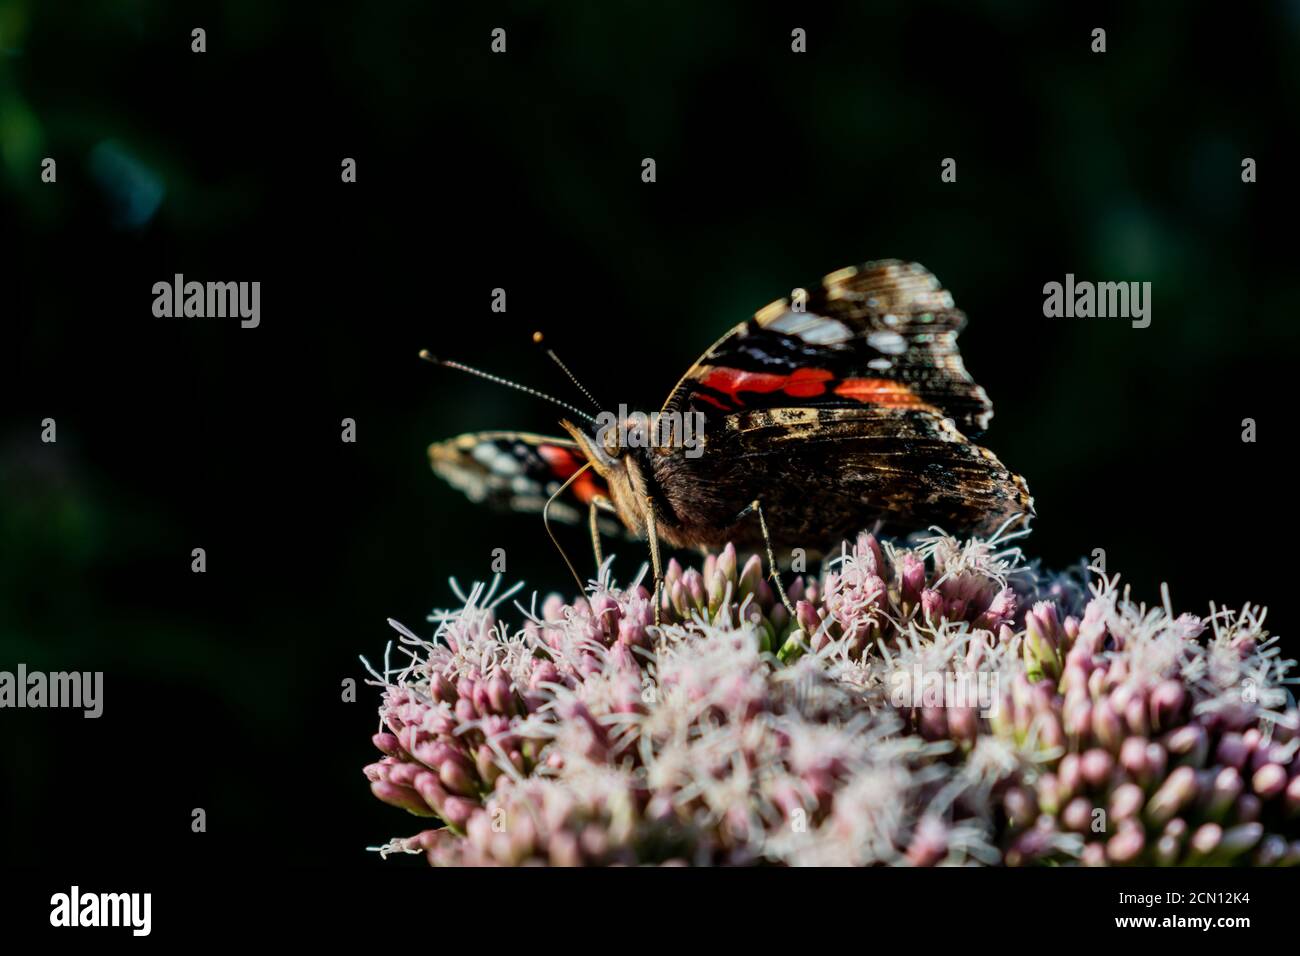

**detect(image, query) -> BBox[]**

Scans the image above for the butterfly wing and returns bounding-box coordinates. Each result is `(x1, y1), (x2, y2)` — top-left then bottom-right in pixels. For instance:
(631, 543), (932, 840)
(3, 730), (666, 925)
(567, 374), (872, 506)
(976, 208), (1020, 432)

(652, 260), (1032, 549)
(662, 259), (994, 436)
(428, 431), (619, 529)
(652, 404), (1032, 551)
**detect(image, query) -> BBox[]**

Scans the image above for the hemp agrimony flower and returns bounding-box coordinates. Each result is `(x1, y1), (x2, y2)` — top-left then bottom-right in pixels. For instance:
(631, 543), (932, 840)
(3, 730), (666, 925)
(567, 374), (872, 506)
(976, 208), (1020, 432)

(363, 531), (1298, 866)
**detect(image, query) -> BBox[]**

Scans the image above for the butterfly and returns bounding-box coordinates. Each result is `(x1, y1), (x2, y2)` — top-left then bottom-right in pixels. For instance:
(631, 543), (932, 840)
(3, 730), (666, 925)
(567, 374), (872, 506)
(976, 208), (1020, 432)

(426, 260), (1033, 591)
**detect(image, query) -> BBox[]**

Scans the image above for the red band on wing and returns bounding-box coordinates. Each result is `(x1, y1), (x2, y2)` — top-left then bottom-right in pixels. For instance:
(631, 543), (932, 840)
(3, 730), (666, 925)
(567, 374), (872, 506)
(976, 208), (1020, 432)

(537, 444), (583, 475)
(701, 366), (834, 401)
(693, 392), (731, 411)
(700, 367), (923, 408)
(536, 444), (602, 504)
(833, 378), (925, 406)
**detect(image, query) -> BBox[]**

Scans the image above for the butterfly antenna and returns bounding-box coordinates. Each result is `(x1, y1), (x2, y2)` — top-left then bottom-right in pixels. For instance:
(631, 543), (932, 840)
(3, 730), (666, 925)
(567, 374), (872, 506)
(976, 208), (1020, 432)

(532, 331), (604, 412)
(419, 350), (598, 424)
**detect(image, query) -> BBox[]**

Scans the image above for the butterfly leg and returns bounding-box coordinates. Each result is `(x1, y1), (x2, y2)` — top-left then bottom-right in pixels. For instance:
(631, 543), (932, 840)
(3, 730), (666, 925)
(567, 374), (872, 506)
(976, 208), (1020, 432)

(588, 497), (606, 571)
(740, 498), (796, 618)
(643, 498), (664, 625)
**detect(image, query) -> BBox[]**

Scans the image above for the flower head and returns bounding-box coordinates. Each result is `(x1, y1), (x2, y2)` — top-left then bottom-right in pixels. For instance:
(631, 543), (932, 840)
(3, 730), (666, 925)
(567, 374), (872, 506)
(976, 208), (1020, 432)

(363, 530), (1298, 866)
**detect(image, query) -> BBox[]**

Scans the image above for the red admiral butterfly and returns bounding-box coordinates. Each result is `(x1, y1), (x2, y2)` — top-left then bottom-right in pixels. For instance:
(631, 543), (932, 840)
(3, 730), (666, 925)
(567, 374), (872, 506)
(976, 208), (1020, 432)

(426, 260), (1033, 600)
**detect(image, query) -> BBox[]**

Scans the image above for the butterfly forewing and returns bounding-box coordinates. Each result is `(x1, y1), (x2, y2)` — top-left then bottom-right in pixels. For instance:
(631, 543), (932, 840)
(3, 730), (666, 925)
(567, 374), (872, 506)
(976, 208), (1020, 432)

(664, 259), (994, 437)
(427, 431), (616, 528)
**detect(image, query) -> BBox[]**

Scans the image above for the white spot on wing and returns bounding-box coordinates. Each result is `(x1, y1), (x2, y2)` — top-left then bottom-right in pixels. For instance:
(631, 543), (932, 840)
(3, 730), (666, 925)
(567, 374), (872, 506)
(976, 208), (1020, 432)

(434, 460), (491, 502)
(867, 330), (907, 354)
(471, 442), (522, 476)
(766, 310), (853, 344)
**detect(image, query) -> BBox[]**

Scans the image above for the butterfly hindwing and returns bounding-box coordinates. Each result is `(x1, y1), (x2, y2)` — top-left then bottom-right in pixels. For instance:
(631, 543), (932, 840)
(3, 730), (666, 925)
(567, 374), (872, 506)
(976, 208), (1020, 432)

(652, 403), (1032, 551)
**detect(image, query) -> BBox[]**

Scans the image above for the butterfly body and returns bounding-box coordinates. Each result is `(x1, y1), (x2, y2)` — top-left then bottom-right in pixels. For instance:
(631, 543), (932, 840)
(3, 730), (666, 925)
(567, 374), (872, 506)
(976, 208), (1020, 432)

(428, 260), (1033, 560)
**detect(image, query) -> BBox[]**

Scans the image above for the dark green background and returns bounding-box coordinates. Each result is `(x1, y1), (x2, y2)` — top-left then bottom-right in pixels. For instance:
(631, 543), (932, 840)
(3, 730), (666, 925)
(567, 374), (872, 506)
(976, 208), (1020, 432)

(2, 1), (1296, 866)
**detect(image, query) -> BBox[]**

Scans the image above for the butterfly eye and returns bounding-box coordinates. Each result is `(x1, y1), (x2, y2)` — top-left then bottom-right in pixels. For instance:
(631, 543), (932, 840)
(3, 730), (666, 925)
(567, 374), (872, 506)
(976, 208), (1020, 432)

(602, 428), (621, 457)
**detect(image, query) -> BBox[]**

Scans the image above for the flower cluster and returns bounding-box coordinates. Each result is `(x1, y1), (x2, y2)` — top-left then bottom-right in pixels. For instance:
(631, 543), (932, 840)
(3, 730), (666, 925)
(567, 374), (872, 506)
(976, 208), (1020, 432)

(362, 529), (1299, 866)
